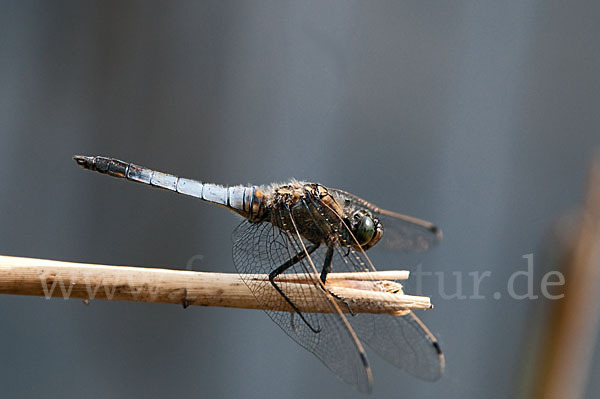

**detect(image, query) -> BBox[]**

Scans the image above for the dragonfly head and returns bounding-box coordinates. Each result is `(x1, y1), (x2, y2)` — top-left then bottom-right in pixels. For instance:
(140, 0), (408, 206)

(346, 210), (383, 251)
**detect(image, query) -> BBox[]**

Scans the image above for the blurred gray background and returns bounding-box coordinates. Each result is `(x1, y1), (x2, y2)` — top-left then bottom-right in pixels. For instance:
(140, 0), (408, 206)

(1, 1), (600, 398)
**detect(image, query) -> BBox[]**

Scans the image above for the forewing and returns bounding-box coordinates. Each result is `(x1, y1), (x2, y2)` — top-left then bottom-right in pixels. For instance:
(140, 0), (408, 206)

(232, 215), (373, 393)
(329, 188), (442, 251)
(304, 195), (445, 380)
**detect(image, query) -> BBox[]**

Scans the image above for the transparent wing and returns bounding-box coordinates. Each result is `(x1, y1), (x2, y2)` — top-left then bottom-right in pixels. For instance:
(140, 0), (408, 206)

(329, 188), (442, 252)
(303, 194), (445, 380)
(232, 213), (373, 393)
(349, 313), (444, 381)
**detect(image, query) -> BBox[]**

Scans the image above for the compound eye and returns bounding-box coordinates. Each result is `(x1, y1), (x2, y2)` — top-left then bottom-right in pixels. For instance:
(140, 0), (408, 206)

(355, 215), (375, 245)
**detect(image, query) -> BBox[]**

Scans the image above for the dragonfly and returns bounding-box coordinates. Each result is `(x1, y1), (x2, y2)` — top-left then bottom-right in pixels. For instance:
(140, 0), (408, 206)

(73, 155), (444, 393)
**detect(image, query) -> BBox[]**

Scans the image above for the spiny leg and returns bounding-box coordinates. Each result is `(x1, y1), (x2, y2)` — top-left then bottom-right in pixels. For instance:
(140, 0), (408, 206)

(320, 246), (355, 316)
(269, 243), (321, 333)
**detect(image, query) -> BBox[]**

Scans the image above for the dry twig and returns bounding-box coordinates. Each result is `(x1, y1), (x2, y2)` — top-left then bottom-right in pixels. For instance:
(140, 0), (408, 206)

(0, 255), (431, 314)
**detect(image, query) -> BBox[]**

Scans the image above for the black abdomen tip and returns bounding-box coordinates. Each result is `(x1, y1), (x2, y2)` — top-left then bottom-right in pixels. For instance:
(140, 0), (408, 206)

(73, 155), (94, 168)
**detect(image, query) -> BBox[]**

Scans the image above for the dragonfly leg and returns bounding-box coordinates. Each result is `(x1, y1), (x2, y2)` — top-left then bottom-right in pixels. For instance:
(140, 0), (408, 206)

(320, 246), (355, 316)
(181, 288), (190, 309)
(269, 243), (321, 333)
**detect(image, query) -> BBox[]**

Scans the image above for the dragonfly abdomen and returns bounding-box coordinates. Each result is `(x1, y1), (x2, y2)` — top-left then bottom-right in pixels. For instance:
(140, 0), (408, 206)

(73, 155), (264, 220)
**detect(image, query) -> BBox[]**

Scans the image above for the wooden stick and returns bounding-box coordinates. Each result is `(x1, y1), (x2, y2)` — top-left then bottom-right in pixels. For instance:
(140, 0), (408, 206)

(0, 255), (430, 313)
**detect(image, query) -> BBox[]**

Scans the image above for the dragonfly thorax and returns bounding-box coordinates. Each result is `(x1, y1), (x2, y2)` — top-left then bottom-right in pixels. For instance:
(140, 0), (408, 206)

(265, 183), (339, 246)
(265, 183), (383, 251)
